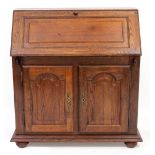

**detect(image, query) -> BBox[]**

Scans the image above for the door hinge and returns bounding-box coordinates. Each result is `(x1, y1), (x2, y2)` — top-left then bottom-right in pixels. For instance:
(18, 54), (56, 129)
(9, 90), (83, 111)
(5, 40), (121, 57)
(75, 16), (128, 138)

(23, 114), (26, 127)
(20, 71), (23, 85)
(30, 104), (33, 113)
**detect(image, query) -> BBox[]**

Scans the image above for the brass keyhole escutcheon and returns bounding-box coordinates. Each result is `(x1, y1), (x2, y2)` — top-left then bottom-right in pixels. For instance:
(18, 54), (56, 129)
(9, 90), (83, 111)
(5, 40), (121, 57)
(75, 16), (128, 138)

(66, 93), (72, 112)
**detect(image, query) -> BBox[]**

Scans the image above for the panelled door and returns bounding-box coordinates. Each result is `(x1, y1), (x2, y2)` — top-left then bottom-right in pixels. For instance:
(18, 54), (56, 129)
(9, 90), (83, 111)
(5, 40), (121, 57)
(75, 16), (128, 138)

(79, 66), (130, 133)
(23, 66), (73, 133)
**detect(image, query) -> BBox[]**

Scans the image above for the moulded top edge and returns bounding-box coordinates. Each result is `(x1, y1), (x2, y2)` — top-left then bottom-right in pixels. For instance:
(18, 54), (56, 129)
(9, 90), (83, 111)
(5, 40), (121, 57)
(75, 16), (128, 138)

(13, 8), (138, 11)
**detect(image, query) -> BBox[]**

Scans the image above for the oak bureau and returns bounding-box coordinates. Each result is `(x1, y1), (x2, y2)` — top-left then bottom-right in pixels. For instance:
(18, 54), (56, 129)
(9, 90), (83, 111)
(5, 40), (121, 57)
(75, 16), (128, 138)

(10, 9), (142, 148)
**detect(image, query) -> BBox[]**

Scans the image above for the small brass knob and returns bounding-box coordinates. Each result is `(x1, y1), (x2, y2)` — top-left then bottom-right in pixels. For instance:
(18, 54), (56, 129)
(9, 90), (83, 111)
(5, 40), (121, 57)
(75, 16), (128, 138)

(73, 11), (78, 16)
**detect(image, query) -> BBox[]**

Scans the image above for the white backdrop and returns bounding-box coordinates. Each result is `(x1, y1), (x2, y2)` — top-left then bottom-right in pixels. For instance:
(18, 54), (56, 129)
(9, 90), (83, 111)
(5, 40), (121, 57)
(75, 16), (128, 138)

(0, 0), (153, 154)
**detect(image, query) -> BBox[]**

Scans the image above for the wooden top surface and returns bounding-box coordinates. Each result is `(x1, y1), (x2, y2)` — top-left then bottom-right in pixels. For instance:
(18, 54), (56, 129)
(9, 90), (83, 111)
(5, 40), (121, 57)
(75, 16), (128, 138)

(11, 10), (141, 56)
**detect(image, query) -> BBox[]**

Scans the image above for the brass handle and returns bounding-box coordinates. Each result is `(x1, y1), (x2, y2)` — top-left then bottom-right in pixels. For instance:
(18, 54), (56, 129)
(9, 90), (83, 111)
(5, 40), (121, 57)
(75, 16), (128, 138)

(66, 93), (72, 112)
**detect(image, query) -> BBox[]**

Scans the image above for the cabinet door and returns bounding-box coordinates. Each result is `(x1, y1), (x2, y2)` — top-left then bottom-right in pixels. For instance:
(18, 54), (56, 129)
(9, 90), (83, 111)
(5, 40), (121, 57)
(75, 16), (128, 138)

(79, 66), (130, 133)
(23, 66), (73, 133)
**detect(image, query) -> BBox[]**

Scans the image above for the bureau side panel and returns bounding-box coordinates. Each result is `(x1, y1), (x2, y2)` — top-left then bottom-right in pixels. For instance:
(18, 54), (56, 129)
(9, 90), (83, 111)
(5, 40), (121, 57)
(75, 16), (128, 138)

(128, 56), (141, 134)
(12, 57), (25, 134)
